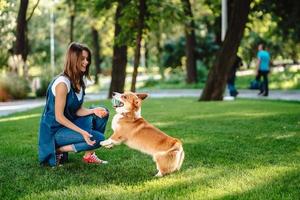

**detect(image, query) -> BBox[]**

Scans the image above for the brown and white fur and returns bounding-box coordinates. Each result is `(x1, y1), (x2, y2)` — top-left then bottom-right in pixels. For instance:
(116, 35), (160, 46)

(100, 92), (184, 177)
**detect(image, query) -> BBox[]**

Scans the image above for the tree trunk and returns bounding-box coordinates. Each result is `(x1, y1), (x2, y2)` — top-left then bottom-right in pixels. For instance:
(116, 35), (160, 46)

(291, 46), (299, 64)
(156, 31), (165, 80)
(69, 0), (77, 43)
(145, 41), (149, 69)
(91, 26), (101, 84)
(15, 0), (29, 77)
(182, 0), (197, 84)
(70, 14), (75, 43)
(200, 0), (251, 101)
(108, 1), (128, 98)
(131, 0), (146, 92)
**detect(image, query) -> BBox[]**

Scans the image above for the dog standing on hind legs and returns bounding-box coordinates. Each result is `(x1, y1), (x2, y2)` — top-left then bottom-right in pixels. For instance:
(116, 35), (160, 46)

(100, 92), (184, 177)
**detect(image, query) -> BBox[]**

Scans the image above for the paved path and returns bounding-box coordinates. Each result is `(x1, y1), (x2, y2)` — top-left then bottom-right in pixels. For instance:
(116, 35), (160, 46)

(0, 89), (299, 117)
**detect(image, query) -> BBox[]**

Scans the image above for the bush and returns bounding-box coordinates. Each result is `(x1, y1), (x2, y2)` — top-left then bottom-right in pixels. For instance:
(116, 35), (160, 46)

(35, 76), (52, 97)
(143, 77), (160, 88)
(196, 61), (209, 83)
(0, 85), (12, 102)
(0, 73), (30, 100)
(165, 68), (185, 84)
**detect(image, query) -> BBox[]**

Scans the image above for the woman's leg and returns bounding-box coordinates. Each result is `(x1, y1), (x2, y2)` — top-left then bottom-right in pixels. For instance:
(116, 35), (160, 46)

(55, 127), (105, 155)
(92, 111), (109, 133)
(55, 113), (109, 162)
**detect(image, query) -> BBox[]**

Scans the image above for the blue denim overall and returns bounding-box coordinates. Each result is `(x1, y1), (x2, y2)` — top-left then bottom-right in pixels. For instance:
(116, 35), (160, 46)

(38, 77), (108, 166)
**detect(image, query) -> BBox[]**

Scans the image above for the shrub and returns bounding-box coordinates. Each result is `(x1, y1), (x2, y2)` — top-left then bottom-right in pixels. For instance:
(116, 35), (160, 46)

(143, 77), (160, 88)
(35, 76), (52, 97)
(196, 61), (209, 83)
(165, 68), (185, 84)
(0, 73), (30, 100)
(0, 85), (12, 102)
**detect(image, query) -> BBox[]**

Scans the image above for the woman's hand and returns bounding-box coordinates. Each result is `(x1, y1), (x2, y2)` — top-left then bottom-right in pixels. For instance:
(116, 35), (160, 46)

(92, 107), (108, 118)
(82, 131), (96, 146)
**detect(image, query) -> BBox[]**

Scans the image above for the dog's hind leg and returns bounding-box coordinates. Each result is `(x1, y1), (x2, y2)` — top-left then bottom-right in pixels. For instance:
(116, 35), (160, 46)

(154, 151), (177, 176)
(153, 153), (168, 177)
(176, 148), (185, 171)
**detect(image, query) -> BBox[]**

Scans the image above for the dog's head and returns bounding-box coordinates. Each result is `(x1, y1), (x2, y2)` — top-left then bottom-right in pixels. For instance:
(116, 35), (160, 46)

(112, 92), (148, 115)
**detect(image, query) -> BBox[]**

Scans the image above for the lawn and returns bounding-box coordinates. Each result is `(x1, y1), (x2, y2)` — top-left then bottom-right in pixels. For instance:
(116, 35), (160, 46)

(0, 98), (299, 200)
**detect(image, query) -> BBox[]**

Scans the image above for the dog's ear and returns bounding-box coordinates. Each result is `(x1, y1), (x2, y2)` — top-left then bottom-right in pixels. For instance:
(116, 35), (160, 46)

(136, 93), (148, 100)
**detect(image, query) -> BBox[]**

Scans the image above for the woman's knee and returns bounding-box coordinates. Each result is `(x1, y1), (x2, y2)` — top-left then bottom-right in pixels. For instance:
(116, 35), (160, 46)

(91, 130), (105, 143)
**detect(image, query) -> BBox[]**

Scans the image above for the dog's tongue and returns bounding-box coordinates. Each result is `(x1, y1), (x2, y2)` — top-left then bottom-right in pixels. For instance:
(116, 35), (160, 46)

(112, 98), (122, 107)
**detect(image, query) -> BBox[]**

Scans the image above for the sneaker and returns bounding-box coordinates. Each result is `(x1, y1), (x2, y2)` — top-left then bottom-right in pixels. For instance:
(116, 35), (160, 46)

(56, 153), (63, 166)
(82, 153), (108, 164)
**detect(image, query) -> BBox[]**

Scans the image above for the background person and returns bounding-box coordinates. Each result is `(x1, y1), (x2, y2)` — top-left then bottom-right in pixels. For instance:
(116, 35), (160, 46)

(256, 43), (271, 96)
(227, 55), (243, 97)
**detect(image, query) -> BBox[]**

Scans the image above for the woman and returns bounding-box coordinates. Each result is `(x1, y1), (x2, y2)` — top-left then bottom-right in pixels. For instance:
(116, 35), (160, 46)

(38, 42), (109, 167)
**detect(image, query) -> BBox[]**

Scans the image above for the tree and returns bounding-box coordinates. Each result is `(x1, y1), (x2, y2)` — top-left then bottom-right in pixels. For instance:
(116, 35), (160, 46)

(181, 0), (197, 84)
(258, 0), (300, 63)
(14, 0), (39, 79)
(91, 26), (102, 84)
(130, 0), (146, 92)
(200, 0), (251, 101)
(108, 0), (128, 98)
(67, 0), (77, 43)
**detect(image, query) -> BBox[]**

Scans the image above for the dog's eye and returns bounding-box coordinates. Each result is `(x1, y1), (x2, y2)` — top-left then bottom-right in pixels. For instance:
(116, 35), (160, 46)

(123, 95), (127, 99)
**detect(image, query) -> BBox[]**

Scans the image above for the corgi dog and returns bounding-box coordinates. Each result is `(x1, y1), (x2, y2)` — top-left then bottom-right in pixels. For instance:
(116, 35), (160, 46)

(100, 92), (184, 177)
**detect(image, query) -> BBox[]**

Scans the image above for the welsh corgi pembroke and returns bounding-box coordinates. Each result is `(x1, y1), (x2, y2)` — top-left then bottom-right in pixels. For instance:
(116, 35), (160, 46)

(100, 92), (184, 177)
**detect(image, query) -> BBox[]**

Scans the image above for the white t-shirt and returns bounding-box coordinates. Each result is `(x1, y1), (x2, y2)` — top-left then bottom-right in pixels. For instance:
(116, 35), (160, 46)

(51, 75), (84, 101)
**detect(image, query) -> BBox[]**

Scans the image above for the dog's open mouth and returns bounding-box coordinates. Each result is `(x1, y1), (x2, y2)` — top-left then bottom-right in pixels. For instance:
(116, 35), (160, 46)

(112, 98), (124, 108)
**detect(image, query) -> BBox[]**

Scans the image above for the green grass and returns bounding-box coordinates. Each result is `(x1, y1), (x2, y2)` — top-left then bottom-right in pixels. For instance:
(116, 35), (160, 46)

(0, 98), (299, 200)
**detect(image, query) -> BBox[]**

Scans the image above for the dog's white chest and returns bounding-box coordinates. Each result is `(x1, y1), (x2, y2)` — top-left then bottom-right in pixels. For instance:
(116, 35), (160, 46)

(111, 114), (123, 131)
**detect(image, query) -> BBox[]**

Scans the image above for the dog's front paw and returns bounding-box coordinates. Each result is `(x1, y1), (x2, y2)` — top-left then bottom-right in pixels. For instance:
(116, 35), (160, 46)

(100, 139), (113, 148)
(106, 144), (114, 149)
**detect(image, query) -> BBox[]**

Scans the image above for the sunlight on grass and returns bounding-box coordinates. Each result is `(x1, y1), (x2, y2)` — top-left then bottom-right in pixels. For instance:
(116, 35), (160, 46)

(152, 121), (176, 127)
(21, 166), (295, 200)
(0, 113), (41, 123)
(186, 112), (273, 120)
(187, 166), (295, 199)
(256, 132), (298, 140)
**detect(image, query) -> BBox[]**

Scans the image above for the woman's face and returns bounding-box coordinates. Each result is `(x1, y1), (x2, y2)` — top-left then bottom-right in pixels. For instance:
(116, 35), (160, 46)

(80, 50), (89, 72)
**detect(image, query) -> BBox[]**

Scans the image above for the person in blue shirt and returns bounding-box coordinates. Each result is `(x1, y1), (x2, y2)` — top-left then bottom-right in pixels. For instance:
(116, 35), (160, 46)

(38, 42), (109, 167)
(256, 43), (271, 96)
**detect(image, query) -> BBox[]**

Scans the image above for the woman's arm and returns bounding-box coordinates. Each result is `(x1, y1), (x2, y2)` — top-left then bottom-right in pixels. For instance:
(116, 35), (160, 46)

(76, 106), (108, 118)
(55, 83), (95, 146)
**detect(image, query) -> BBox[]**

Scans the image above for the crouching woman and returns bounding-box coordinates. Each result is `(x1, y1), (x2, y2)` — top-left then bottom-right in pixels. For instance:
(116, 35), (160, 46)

(38, 42), (109, 167)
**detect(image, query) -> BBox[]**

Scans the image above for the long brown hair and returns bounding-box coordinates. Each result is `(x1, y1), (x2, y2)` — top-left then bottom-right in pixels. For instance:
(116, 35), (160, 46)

(63, 42), (91, 93)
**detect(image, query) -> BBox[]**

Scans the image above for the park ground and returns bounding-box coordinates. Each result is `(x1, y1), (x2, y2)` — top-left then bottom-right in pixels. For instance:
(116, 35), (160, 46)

(0, 98), (299, 200)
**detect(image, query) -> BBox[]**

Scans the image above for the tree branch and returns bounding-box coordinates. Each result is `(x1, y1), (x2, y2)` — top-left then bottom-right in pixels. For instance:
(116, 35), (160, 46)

(26, 0), (40, 22)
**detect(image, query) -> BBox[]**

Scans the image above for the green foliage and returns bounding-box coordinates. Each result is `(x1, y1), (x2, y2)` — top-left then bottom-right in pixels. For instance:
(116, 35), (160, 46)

(0, 0), (16, 69)
(196, 60), (209, 82)
(258, 0), (300, 42)
(162, 37), (185, 68)
(195, 33), (219, 68)
(0, 99), (299, 199)
(0, 73), (30, 99)
(35, 76), (52, 97)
